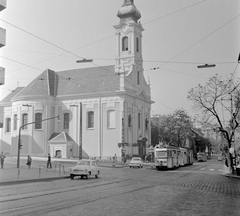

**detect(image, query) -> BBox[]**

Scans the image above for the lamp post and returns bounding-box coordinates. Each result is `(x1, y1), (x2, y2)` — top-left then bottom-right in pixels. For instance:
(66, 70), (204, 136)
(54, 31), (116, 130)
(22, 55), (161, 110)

(17, 115), (59, 168)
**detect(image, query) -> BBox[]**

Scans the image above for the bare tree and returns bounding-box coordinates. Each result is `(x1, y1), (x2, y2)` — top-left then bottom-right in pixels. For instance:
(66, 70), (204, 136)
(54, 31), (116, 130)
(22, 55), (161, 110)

(187, 74), (240, 173)
(151, 109), (194, 148)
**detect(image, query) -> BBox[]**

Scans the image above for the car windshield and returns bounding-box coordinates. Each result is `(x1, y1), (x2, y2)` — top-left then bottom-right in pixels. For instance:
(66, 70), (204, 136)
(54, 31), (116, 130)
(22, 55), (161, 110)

(77, 161), (90, 165)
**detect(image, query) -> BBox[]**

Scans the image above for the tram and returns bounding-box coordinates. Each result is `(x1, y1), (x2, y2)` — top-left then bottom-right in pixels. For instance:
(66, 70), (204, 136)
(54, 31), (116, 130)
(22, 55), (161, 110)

(154, 146), (194, 170)
(154, 146), (179, 170)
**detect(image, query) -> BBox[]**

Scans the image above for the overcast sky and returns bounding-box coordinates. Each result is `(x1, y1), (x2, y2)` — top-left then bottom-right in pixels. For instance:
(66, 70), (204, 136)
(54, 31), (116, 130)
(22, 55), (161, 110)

(0, 0), (239, 117)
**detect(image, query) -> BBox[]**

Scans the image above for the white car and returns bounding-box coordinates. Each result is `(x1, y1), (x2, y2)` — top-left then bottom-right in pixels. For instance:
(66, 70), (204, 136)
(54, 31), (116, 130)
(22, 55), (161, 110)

(129, 157), (143, 168)
(69, 159), (100, 179)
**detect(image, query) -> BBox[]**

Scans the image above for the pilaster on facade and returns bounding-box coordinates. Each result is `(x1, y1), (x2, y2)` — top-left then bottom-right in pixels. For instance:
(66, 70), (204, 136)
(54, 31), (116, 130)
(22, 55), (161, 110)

(0, 0), (6, 86)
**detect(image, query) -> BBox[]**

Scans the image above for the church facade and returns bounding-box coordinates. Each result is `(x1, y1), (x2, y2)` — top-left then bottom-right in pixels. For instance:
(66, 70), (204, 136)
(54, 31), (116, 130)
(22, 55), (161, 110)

(0, 0), (153, 159)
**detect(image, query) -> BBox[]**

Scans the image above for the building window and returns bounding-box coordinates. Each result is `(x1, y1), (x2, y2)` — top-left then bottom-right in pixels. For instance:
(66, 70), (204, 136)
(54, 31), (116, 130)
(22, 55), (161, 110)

(138, 113), (141, 129)
(122, 36), (128, 51)
(63, 113), (69, 130)
(137, 71), (140, 85)
(136, 37), (139, 52)
(6, 118), (11, 132)
(87, 111), (94, 129)
(145, 118), (149, 130)
(35, 113), (42, 129)
(22, 114), (28, 129)
(13, 114), (17, 130)
(128, 114), (132, 127)
(107, 110), (115, 128)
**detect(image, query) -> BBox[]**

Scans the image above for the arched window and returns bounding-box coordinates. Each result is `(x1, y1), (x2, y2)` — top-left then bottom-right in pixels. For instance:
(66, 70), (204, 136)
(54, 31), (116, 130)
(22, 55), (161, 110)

(35, 113), (42, 129)
(22, 114), (28, 129)
(128, 114), (132, 127)
(87, 111), (94, 129)
(122, 36), (128, 51)
(136, 37), (139, 52)
(6, 118), (11, 132)
(63, 113), (69, 130)
(13, 114), (17, 130)
(145, 118), (149, 130)
(107, 110), (115, 128)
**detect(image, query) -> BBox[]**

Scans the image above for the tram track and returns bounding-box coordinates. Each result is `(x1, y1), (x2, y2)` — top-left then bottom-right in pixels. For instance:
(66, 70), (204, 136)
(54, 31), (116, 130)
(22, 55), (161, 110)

(0, 162), (218, 216)
(0, 177), (133, 203)
(0, 180), (154, 216)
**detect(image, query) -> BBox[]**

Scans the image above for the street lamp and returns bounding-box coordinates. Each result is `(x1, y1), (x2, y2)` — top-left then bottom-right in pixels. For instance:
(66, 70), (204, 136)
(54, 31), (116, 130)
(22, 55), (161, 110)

(17, 115), (59, 168)
(197, 64), (216, 68)
(76, 59), (93, 63)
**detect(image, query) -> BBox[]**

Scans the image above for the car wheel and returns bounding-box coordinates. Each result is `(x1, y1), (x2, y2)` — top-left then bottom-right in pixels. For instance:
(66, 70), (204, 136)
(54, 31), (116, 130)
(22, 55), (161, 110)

(70, 174), (74, 180)
(80, 176), (83, 179)
(130, 166), (132, 168)
(138, 166), (140, 168)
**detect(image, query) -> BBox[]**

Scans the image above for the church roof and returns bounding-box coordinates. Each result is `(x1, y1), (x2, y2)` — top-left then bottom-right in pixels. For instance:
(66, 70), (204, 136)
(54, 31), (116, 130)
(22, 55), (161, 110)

(1, 65), (120, 102)
(49, 132), (74, 142)
(0, 87), (24, 103)
(12, 69), (56, 99)
(56, 65), (119, 96)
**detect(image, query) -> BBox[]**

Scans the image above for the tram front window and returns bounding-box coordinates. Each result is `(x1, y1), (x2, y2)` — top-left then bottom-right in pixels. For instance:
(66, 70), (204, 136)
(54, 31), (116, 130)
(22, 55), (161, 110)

(156, 151), (167, 157)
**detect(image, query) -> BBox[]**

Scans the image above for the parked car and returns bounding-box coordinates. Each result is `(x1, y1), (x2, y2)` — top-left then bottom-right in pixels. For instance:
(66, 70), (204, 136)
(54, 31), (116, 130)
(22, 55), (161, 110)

(129, 157), (143, 168)
(217, 156), (223, 161)
(69, 159), (100, 179)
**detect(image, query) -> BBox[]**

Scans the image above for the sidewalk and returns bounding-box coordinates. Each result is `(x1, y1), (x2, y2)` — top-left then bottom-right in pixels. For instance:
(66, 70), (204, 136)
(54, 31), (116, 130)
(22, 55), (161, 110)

(0, 156), (133, 186)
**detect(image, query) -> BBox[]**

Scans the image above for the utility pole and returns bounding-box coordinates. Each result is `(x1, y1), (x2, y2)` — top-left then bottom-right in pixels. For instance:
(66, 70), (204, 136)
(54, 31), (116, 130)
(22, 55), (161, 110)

(79, 102), (82, 160)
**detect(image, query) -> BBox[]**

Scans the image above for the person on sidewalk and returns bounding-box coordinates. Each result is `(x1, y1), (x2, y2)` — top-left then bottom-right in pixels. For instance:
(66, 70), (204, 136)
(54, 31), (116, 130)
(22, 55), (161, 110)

(112, 154), (117, 167)
(27, 155), (32, 169)
(47, 153), (52, 169)
(0, 151), (6, 169)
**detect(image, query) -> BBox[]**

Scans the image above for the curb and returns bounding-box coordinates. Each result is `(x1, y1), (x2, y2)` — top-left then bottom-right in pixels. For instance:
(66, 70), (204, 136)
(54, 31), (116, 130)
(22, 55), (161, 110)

(0, 175), (70, 186)
(223, 173), (240, 179)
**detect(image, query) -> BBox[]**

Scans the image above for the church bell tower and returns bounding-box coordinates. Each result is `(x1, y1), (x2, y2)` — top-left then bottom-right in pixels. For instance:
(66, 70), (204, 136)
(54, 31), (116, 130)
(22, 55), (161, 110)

(114, 0), (144, 79)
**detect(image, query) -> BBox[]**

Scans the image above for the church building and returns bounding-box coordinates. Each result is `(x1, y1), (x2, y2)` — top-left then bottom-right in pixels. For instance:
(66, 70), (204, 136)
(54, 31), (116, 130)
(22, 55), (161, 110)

(0, 0), (153, 160)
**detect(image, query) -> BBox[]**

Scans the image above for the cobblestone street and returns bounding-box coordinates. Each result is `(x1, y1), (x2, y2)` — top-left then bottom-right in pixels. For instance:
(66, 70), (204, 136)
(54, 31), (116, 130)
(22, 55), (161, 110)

(0, 160), (239, 216)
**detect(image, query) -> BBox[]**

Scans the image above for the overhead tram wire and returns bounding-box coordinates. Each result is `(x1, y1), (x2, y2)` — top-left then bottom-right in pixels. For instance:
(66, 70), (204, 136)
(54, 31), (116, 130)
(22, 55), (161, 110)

(1, 4), (238, 77)
(0, 0), (211, 76)
(154, 13), (240, 70)
(143, 0), (207, 26)
(0, 19), (87, 61)
(1, 7), (239, 112)
(0, 53), (174, 112)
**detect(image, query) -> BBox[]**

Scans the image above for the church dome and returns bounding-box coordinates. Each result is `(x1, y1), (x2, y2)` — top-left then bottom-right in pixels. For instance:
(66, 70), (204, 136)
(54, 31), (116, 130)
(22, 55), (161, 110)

(117, 0), (141, 22)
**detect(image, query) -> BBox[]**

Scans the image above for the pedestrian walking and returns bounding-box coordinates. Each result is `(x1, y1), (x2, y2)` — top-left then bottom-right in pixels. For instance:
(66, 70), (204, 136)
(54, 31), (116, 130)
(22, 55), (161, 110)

(145, 155), (148, 163)
(0, 151), (6, 169)
(112, 154), (117, 167)
(47, 153), (52, 168)
(27, 155), (32, 169)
